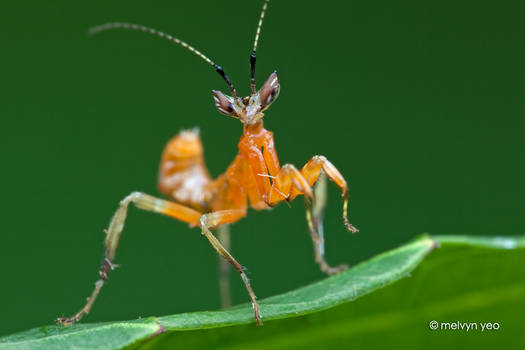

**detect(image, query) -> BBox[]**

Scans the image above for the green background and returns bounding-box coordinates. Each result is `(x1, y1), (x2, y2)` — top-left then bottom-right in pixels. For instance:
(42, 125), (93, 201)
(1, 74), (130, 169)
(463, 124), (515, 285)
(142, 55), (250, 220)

(0, 0), (523, 344)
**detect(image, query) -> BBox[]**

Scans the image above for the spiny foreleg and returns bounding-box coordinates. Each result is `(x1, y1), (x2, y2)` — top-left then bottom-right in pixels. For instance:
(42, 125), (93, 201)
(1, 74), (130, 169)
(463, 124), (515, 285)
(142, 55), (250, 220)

(266, 156), (358, 275)
(298, 155), (358, 234)
(300, 155), (358, 274)
(262, 165), (343, 274)
(309, 170), (349, 274)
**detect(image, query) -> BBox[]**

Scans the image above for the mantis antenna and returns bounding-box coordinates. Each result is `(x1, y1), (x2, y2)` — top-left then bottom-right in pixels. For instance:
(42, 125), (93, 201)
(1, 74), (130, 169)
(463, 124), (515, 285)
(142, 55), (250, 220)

(250, 0), (270, 94)
(88, 22), (239, 99)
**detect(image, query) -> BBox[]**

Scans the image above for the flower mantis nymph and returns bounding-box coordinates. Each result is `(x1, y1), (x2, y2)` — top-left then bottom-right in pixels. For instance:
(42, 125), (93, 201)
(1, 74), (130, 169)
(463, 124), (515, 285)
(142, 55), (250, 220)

(58, 0), (358, 327)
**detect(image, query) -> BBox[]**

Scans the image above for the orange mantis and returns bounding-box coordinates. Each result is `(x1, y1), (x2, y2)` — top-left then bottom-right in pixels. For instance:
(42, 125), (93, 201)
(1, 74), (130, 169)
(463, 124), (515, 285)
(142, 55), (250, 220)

(58, 0), (358, 327)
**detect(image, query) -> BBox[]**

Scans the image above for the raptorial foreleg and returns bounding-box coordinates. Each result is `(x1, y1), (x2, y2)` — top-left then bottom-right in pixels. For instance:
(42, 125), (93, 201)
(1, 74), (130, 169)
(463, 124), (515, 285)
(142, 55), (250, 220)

(261, 156), (358, 275)
(299, 156), (358, 274)
(298, 155), (358, 234)
(247, 131), (358, 275)
(309, 170), (349, 274)
(261, 164), (343, 274)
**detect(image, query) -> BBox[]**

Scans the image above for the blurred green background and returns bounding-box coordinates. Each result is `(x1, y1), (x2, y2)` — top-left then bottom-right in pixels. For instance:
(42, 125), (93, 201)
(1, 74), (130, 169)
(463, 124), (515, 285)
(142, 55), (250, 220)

(0, 0), (523, 342)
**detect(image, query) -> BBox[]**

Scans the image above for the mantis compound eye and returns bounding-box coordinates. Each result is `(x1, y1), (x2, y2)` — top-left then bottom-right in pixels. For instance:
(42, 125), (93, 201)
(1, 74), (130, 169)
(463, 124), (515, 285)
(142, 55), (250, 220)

(212, 90), (237, 117)
(259, 71), (280, 110)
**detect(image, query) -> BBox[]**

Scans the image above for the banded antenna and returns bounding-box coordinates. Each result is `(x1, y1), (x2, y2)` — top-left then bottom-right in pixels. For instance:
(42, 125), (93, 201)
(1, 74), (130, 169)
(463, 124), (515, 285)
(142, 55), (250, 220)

(88, 22), (239, 99)
(250, 0), (271, 94)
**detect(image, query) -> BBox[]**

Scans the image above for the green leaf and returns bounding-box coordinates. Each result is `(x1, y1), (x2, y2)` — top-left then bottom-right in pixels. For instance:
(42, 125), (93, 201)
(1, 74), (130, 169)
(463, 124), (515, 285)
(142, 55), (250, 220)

(0, 319), (162, 350)
(1, 235), (523, 350)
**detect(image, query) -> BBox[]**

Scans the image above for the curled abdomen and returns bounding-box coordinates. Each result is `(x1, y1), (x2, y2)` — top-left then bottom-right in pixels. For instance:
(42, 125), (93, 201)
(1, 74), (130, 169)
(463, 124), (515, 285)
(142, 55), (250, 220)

(158, 128), (213, 211)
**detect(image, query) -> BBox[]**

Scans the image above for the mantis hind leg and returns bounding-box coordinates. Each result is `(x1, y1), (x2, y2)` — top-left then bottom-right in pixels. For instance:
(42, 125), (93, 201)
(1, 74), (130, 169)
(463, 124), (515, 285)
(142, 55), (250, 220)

(57, 192), (202, 325)
(57, 192), (262, 326)
(217, 224), (232, 309)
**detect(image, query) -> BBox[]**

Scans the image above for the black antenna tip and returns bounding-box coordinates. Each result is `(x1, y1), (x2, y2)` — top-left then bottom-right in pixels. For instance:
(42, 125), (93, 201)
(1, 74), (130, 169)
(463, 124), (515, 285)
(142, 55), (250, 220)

(215, 65), (226, 76)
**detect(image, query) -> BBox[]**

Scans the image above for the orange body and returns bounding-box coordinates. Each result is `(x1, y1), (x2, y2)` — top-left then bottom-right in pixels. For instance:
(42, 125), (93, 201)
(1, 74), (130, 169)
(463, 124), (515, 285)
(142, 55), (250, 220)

(58, 0), (358, 327)
(157, 120), (355, 233)
(158, 122), (280, 224)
